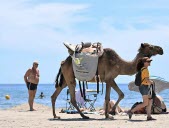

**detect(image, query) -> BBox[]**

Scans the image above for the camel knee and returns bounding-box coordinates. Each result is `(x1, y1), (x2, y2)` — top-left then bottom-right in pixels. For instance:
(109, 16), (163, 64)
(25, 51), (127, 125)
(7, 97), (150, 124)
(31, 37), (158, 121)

(51, 96), (54, 101)
(142, 102), (149, 107)
(51, 95), (57, 104)
(119, 93), (124, 99)
(70, 99), (76, 104)
(51, 94), (54, 99)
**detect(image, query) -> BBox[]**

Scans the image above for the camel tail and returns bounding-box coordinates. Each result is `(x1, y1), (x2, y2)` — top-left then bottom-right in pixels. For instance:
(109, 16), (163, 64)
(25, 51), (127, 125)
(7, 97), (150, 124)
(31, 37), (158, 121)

(55, 67), (63, 88)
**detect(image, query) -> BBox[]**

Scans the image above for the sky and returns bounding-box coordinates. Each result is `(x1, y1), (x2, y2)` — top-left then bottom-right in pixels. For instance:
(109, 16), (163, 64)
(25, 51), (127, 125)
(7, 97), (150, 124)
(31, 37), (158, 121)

(0, 0), (169, 84)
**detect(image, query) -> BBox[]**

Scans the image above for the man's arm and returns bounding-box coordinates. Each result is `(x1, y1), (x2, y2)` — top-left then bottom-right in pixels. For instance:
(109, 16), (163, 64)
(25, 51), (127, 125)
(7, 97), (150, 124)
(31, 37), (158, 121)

(37, 69), (40, 77)
(24, 69), (30, 84)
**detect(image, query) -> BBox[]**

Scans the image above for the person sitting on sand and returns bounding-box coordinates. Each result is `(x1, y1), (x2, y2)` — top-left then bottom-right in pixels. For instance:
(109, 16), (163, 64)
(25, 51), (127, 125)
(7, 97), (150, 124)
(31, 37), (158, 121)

(152, 95), (167, 114)
(99, 100), (124, 115)
(75, 90), (86, 111)
(130, 95), (167, 115)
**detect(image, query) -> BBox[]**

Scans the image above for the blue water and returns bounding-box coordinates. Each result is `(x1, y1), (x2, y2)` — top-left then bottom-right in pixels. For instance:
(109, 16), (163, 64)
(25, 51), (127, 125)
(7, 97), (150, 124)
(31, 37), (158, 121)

(0, 83), (169, 109)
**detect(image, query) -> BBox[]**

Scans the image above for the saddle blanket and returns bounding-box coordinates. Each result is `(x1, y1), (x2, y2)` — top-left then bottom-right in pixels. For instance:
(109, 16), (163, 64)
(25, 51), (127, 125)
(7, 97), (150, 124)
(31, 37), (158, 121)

(72, 52), (98, 81)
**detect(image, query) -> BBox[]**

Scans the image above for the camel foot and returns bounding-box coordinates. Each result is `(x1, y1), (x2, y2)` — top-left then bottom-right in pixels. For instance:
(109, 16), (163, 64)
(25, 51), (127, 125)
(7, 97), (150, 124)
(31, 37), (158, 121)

(105, 114), (114, 120)
(82, 115), (89, 119)
(105, 114), (109, 119)
(54, 115), (61, 119)
(108, 115), (114, 120)
(109, 111), (115, 115)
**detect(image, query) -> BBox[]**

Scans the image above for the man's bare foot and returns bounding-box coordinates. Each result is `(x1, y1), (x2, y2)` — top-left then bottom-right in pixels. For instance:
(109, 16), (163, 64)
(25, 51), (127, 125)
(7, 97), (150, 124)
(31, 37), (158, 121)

(30, 108), (36, 111)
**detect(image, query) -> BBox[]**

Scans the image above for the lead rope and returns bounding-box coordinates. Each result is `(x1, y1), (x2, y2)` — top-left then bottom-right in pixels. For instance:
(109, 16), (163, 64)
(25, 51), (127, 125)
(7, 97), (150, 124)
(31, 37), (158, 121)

(79, 81), (83, 98)
(152, 80), (156, 113)
(101, 82), (104, 95)
(96, 43), (99, 94)
(82, 81), (86, 100)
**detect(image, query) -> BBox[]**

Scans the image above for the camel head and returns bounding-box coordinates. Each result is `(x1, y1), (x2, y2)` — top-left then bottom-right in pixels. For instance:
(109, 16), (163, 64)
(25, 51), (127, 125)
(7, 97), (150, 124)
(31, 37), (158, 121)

(138, 43), (163, 57)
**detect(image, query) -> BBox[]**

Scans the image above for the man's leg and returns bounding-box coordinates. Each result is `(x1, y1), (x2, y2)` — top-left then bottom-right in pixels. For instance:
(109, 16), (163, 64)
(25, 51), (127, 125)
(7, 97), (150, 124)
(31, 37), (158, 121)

(28, 90), (34, 110)
(31, 90), (37, 110)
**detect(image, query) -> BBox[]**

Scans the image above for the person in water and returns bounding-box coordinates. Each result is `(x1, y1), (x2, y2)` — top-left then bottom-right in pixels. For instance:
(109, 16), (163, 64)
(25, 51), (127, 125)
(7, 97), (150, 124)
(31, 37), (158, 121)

(39, 92), (45, 99)
(24, 61), (40, 111)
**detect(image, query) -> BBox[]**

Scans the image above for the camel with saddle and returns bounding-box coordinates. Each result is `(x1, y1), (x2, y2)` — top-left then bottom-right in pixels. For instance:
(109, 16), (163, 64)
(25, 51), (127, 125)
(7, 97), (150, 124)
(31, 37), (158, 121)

(51, 42), (163, 119)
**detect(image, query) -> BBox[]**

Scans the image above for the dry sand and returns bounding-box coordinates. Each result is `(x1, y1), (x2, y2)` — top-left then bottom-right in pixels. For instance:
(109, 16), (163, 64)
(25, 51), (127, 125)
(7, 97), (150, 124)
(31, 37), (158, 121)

(0, 103), (168, 128)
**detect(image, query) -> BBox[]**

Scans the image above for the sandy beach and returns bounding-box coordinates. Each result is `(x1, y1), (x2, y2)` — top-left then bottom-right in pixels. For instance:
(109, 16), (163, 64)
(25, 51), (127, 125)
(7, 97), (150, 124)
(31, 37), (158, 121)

(0, 103), (168, 128)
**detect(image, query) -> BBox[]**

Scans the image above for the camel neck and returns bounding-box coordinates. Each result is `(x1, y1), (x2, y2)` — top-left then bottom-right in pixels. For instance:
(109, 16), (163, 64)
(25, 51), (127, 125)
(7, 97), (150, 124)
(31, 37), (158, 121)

(119, 53), (145, 75)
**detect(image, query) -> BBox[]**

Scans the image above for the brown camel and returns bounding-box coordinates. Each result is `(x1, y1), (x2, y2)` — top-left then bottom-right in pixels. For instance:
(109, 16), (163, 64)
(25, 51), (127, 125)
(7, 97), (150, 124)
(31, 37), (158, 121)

(51, 43), (163, 119)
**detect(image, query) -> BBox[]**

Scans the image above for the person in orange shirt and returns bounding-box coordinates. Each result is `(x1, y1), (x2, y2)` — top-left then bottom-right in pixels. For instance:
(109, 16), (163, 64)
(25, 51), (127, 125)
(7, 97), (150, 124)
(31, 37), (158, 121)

(128, 57), (156, 121)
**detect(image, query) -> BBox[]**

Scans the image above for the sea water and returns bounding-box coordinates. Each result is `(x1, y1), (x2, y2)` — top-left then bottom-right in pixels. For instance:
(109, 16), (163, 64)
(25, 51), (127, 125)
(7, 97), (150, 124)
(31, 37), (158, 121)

(0, 83), (169, 109)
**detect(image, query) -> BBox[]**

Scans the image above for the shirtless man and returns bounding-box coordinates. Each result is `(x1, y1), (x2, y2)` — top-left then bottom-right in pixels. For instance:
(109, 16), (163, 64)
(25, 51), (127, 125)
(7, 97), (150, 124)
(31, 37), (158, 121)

(24, 61), (40, 111)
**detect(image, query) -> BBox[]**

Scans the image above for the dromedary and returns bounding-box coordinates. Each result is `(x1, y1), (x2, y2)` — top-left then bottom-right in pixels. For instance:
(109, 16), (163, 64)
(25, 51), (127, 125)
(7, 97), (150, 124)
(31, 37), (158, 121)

(51, 43), (163, 119)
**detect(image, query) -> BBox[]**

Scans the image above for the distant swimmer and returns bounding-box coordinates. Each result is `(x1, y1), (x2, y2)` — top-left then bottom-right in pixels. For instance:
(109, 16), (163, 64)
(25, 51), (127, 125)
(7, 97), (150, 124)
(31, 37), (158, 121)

(38, 92), (45, 99)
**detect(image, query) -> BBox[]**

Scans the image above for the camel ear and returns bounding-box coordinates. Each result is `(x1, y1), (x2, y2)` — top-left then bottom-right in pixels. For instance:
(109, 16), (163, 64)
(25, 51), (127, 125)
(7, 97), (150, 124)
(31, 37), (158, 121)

(141, 43), (145, 48)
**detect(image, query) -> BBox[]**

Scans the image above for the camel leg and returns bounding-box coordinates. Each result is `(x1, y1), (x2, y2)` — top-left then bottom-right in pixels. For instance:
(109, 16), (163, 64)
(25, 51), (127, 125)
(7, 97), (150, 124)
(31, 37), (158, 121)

(68, 86), (89, 119)
(51, 86), (65, 119)
(105, 84), (111, 119)
(110, 80), (124, 113)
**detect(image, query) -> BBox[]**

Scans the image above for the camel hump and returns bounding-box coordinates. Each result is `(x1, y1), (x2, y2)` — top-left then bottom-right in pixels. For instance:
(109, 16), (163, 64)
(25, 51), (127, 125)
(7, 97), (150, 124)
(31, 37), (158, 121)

(63, 42), (103, 81)
(82, 42), (91, 48)
(63, 42), (104, 56)
(63, 42), (92, 53)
